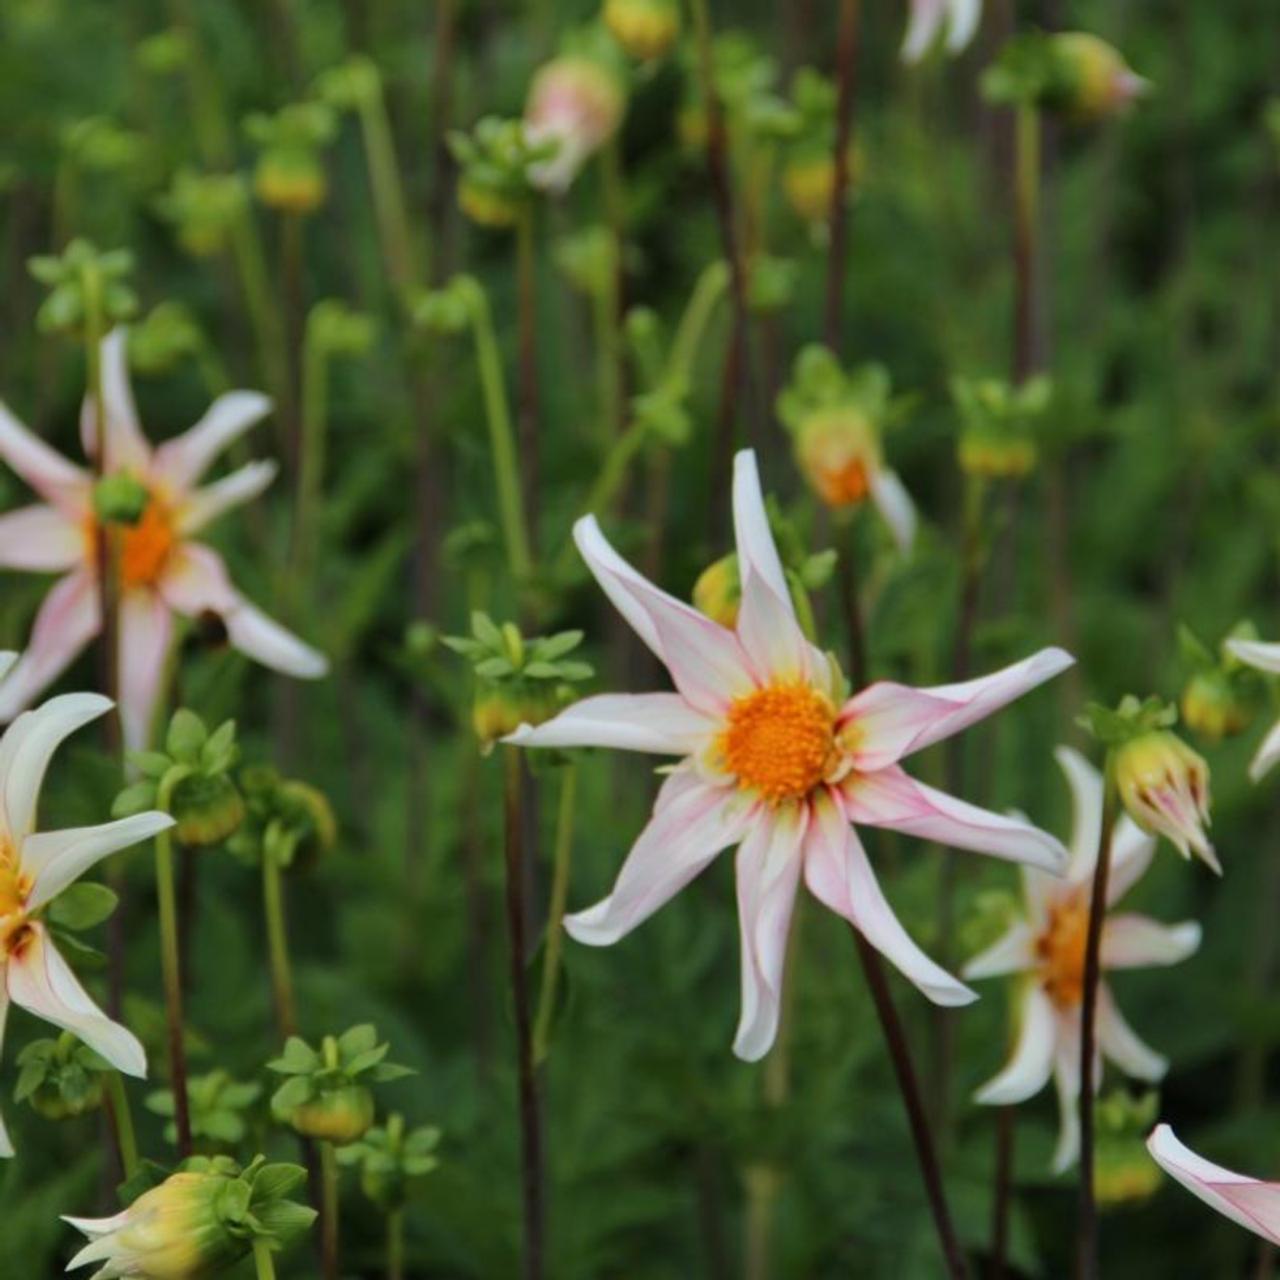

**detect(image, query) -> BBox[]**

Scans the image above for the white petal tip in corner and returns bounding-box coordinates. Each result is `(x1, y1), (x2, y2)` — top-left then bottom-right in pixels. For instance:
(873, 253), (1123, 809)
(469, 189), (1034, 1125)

(930, 981), (980, 1009)
(0, 651), (16, 684)
(562, 907), (621, 948)
(731, 1037), (770, 1065)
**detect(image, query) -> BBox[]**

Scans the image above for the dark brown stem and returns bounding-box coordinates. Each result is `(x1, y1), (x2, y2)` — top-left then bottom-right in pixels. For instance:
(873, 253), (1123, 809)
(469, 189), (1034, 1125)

(852, 928), (969, 1280)
(823, 0), (860, 350)
(989, 1108), (1015, 1279)
(502, 747), (545, 1280)
(1076, 775), (1118, 1280)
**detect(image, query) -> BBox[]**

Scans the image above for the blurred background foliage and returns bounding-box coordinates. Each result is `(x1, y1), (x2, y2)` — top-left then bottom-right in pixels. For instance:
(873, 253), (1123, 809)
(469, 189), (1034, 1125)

(0, 0), (1277, 1276)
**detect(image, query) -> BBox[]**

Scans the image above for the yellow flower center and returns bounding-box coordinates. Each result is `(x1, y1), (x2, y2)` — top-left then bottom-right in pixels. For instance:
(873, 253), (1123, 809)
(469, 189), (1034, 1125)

(88, 498), (177, 590)
(1037, 894), (1089, 1007)
(0, 840), (32, 957)
(719, 684), (837, 803)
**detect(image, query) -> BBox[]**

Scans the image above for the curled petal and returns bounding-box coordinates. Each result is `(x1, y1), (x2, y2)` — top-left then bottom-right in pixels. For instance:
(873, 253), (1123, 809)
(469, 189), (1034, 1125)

(962, 920), (1036, 980)
(1105, 816), (1158, 906)
(23, 813), (174, 912)
(974, 985), (1057, 1105)
(79, 329), (151, 473)
(506, 693), (715, 755)
(1051, 1008), (1085, 1173)
(735, 567), (812, 686)
(6, 924), (146, 1077)
(734, 804), (807, 1061)
(1225, 638), (1280, 676)
(731, 450), (791, 607)
(901, 0), (945, 62)
(175, 460), (278, 535)
(0, 505), (84, 572)
(565, 772), (748, 946)
(1054, 746), (1103, 883)
(117, 591), (173, 754)
(945, 0), (981, 51)
(0, 401), (90, 511)
(841, 648), (1074, 769)
(224, 600), (329, 679)
(0, 691), (112, 847)
(151, 390), (273, 490)
(1146, 1126), (1280, 1244)
(841, 765), (1067, 873)
(0, 989), (10, 1157)
(805, 790), (975, 1006)
(1247, 718), (1280, 784)
(869, 469), (916, 553)
(1101, 914), (1201, 970)
(1097, 984), (1166, 1080)
(0, 571), (99, 724)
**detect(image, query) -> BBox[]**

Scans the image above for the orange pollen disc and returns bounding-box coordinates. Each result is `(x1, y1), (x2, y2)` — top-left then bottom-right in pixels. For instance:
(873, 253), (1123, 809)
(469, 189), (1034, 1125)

(91, 499), (177, 590)
(720, 684), (836, 803)
(1036, 896), (1090, 1007)
(819, 457), (871, 507)
(0, 842), (31, 954)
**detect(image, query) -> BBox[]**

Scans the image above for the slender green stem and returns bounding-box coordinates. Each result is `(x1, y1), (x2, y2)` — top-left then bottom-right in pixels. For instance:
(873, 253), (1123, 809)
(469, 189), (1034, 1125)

(231, 203), (291, 438)
(104, 1071), (139, 1181)
(387, 1206), (405, 1280)
(321, 1139), (341, 1280)
(294, 328), (329, 586)
(166, 0), (234, 169)
(515, 206), (541, 573)
(534, 763), (578, 1064)
(597, 138), (626, 450)
(668, 261), (730, 389)
(252, 1239), (279, 1280)
(360, 90), (420, 301)
(469, 290), (533, 582)
(263, 848), (298, 1039)
(156, 772), (192, 1156)
(1013, 102), (1041, 385)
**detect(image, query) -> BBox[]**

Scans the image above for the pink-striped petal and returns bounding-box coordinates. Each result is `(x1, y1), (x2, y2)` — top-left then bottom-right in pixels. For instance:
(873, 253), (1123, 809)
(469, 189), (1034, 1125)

(0, 505), (84, 571)
(151, 390), (273, 490)
(974, 984), (1057, 1105)
(6, 923), (146, 1077)
(0, 572), (100, 724)
(962, 920), (1036, 980)
(79, 330), (151, 473)
(564, 771), (749, 946)
(23, 813), (174, 912)
(840, 765), (1067, 872)
(841, 648), (1074, 769)
(1097, 983), (1166, 1080)
(506, 693), (715, 755)
(0, 401), (90, 511)
(1146, 1126), (1278, 1244)
(731, 450), (790, 608)
(574, 516), (755, 714)
(117, 590), (174, 753)
(0, 692), (112, 847)
(734, 804), (807, 1061)
(804, 790), (975, 1005)
(1101, 914), (1201, 971)
(175, 460), (277, 535)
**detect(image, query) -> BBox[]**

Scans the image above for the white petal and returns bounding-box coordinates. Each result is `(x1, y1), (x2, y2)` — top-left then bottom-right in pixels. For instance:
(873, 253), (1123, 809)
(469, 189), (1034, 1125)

(1146, 1126), (1280, 1244)
(175, 460), (277, 536)
(805, 790), (975, 1005)
(0, 400), (91, 509)
(0, 691), (112, 846)
(974, 985), (1057, 1105)
(962, 920), (1036, 980)
(841, 648), (1074, 769)
(841, 766), (1067, 873)
(6, 924), (146, 1077)
(574, 516), (755, 714)
(734, 567), (811, 685)
(869, 469), (916, 553)
(150, 390), (273, 490)
(0, 987), (10, 1158)
(224, 600), (329, 678)
(1097, 985), (1166, 1080)
(1101, 915), (1200, 970)
(945, 0), (982, 52)
(1050, 1010), (1083, 1174)
(1054, 746), (1103, 883)
(901, 0), (945, 62)
(0, 654), (14, 685)
(733, 804), (807, 1061)
(0, 505), (84, 571)
(731, 450), (790, 608)
(1105, 816), (1158, 906)
(79, 330), (151, 473)
(1248, 718), (1280, 783)
(1225, 638), (1280, 676)
(23, 813), (174, 912)
(565, 771), (748, 945)
(0, 571), (100, 723)
(506, 693), (715, 755)
(117, 591), (173, 754)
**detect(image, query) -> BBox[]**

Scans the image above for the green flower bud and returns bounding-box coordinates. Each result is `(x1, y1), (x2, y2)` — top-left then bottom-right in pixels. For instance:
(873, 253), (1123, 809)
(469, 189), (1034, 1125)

(1044, 33), (1149, 123)
(692, 554), (742, 629)
(1180, 669), (1252, 743)
(93, 473), (151, 526)
(254, 148), (328, 214)
(169, 772), (246, 848)
(286, 1084), (375, 1145)
(602, 0), (681, 61)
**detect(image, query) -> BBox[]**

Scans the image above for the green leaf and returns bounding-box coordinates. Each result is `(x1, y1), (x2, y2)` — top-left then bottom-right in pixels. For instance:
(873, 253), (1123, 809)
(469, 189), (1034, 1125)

(166, 709), (208, 762)
(48, 883), (119, 932)
(269, 1037), (320, 1075)
(112, 781), (158, 819)
(370, 1063), (415, 1083)
(251, 1163), (308, 1202)
(336, 1024), (378, 1059)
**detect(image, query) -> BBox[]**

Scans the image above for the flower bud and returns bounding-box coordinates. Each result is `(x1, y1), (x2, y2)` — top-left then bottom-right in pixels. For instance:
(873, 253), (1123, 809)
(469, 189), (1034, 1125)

(782, 146), (860, 225)
(956, 430), (1037, 480)
(93, 473), (151, 526)
(254, 148), (328, 214)
(458, 175), (524, 229)
(524, 57), (626, 193)
(602, 0), (681, 61)
(692, 554), (742, 629)
(286, 1084), (375, 1146)
(1113, 731), (1215, 871)
(169, 772), (246, 847)
(793, 406), (882, 510)
(1180, 670), (1251, 743)
(1045, 33), (1149, 123)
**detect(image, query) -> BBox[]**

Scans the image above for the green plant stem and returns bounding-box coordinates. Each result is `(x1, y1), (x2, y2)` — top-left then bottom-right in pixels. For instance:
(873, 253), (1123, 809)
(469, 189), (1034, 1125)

(597, 138), (626, 449)
(824, 0), (860, 350)
(295, 330), (329, 586)
(387, 1206), (405, 1280)
(515, 206), (541, 570)
(321, 1139), (341, 1280)
(469, 290), (534, 583)
(359, 90), (420, 301)
(166, 0), (234, 169)
(1013, 102), (1040, 384)
(253, 1240), (279, 1280)
(1076, 765), (1119, 1280)
(104, 1071), (139, 1181)
(263, 848), (298, 1039)
(669, 261), (730, 387)
(231, 203), (292, 444)
(155, 774), (193, 1157)
(533, 763), (578, 1064)
(502, 746), (545, 1280)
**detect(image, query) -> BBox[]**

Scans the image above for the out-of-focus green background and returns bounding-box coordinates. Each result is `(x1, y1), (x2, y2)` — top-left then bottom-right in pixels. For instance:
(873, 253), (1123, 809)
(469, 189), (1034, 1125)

(0, 0), (1277, 1275)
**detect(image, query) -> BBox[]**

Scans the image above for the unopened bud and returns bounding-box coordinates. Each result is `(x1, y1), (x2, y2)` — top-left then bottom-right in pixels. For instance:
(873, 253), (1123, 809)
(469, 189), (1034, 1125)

(1113, 731), (1215, 871)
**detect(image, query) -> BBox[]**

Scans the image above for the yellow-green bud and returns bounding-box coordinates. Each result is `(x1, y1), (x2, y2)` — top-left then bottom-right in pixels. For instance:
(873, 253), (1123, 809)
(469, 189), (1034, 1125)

(458, 176), (523, 229)
(782, 145), (861, 225)
(692, 554), (742, 629)
(1113, 731), (1215, 870)
(1180, 670), (1251, 743)
(793, 407), (882, 510)
(93, 473), (151, 526)
(287, 1084), (375, 1145)
(602, 0), (681, 61)
(1046, 33), (1149, 123)
(170, 772), (245, 847)
(957, 431), (1037, 479)
(254, 148), (328, 214)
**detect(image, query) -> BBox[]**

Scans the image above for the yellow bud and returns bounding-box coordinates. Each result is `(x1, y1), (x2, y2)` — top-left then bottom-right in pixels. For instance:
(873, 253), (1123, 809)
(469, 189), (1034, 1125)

(794, 407), (881, 510)
(957, 432), (1037, 479)
(692, 554), (742, 628)
(1049, 33), (1149, 123)
(287, 1085), (375, 1146)
(1180, 671), (1250, 743)
(254, 150), (327, 214)
(458, 177), (523, 229)
(782, 147), (860, 225)
(603, 0), (681, 61)
(1113, 731), (1214, 868)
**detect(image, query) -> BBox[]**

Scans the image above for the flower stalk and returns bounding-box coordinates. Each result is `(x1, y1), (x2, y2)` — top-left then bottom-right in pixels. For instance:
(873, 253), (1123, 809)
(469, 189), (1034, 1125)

(824, 0), (860, 350)
(516, 205), (541, 568)
(387, 1205), (406, 1280)
(263, 846), (298, 1039)
(104, 1071), (139, 1182)
(321, 1137), (341, 1280)
(533, 762), (578, 1065)
(253, 1239), (279, 1280)
(156, 766), (194, 1157)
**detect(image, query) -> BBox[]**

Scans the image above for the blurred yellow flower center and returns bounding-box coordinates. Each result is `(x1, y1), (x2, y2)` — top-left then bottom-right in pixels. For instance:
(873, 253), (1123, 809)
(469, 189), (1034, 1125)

(1037, 895), (1089, 1007)
(720, 684), (836, 802)
(0, 842), (32, 955)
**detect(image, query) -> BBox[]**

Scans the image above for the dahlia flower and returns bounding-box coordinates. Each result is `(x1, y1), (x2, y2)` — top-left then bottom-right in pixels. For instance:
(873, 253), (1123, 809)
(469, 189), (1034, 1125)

(509, 449), (1073, 1060)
